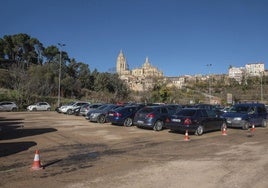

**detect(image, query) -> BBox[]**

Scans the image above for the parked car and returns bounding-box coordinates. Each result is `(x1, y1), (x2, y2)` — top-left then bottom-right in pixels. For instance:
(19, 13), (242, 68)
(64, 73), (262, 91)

(57, 102), (75, 113)
(165, 108), (227, 135)
(221, 102), (268, 130)
(87, 104), (123, 123)
(107, 105), (145, 126)
(0, 101), (18, 112)
(58, 101), (90, 115)
(78, 103), (103, 116)
(133, 105), (171, 131)
(27, 102), (51, 111)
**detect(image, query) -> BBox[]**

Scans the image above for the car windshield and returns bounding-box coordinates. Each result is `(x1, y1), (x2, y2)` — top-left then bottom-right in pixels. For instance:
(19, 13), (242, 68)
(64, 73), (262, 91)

(229, 105), (249, 113)
(97, 105), (108, 110)
(138, 107), (154, 113)
(176, 109), (197, 116)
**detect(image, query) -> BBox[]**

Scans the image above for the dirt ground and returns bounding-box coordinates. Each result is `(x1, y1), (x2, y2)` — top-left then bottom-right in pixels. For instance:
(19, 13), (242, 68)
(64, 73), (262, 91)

(0, 111), (267, 188)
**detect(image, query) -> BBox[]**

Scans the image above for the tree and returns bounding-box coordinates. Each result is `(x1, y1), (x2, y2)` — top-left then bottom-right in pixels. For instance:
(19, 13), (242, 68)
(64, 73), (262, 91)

(0, 33), (44, 68)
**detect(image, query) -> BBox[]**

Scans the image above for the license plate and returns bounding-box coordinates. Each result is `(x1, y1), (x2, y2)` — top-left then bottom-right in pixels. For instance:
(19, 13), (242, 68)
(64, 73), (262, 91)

(108, 113), (114, 116)
(171, 119), (181, 122)
(137, 120), (144, 124)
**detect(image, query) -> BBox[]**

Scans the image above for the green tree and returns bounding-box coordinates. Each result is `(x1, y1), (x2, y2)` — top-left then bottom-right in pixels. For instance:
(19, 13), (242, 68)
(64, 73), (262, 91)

(0, 33), (44, 68)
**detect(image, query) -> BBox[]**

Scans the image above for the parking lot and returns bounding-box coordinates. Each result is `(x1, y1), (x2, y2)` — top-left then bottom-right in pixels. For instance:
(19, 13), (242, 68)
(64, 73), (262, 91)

(1, 111), (268, 188)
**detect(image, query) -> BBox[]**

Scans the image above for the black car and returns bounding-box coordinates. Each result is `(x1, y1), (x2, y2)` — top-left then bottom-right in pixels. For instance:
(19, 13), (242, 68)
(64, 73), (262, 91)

(107, 105), (145, 127)
(133, 105), (171, 131)
(165, 108), (226, 135)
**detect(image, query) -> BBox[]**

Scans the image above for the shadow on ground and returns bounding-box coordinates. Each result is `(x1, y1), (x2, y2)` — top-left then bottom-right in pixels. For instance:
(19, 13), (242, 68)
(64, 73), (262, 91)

(0, 141), (37, 157)
(0, 127), (57, 140)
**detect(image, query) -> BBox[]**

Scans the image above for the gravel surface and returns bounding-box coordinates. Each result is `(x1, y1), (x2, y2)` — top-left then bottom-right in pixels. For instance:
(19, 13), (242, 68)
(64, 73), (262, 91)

(1, 112), (267, 188)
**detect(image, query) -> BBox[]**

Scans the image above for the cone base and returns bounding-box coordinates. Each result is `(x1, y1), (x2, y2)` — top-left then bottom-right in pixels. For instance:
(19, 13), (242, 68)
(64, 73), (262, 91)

(31, 166), (43, 170)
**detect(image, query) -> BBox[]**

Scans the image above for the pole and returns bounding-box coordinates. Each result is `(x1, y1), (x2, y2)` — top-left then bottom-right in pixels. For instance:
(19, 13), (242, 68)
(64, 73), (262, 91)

(261, 72), (263, 102)
(206, 64), (212, 104)
(57, 43), (66, 107)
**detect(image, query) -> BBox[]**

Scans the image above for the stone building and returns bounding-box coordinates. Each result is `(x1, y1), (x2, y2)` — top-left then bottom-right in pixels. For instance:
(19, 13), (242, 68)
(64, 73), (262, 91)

(116, 50), (163, 91)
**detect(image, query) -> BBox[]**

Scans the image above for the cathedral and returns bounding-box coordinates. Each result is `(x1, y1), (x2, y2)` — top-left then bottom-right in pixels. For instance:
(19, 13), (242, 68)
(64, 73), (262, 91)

(116, 50), (163, 78)
(116, 50), (164, 91)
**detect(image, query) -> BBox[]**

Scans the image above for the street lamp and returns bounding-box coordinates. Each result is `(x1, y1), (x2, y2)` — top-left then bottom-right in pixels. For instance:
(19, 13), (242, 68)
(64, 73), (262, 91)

(206, 64), (212, 104)
(260, 71), (264, 102)
(57, 43), (66, 107)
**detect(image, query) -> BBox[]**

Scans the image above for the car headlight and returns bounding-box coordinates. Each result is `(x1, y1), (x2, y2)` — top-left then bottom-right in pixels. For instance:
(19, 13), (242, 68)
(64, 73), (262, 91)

(234, 117), (242, 121)
(91, 113), (101, 118)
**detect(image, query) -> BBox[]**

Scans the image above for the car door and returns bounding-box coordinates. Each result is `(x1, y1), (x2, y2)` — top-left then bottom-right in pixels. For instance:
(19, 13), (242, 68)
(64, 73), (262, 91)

(256, 105), (267, 126)
(205, 109), (222, 131)
(248, 106), (258, 125)
(160, 107), (170, 123)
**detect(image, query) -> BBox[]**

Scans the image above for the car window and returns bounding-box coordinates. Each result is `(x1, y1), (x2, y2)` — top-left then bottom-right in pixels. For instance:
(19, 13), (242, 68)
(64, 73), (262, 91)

(206, 110), (216, 117)
(257, 106), (266, 113)
(161, 107), (168, 114)
(230, 105), (249, 113)
(139, 107), (154, 113)
(176, 109), (197, 116)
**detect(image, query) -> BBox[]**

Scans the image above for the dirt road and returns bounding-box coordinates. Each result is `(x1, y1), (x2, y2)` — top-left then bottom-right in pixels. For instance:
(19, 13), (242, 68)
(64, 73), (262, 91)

(1, 112), (267, 188)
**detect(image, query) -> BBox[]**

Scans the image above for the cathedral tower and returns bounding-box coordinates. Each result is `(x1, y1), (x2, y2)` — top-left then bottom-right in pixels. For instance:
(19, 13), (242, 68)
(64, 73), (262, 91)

(116, 50), (128, 75)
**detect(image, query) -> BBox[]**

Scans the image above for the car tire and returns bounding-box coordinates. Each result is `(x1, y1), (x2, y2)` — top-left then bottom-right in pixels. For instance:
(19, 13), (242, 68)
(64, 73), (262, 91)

(261, 119), (267, 128)
(153, 120), (163, 131)
(47, 108), (51, 111)
(124, 118), (133, 127)
(98, 115), (106, 124)
(195, 125), (204, 136)
(67, 109), (72, 115)
(242, 122), (250, 130)
(11, 108), (17, 112)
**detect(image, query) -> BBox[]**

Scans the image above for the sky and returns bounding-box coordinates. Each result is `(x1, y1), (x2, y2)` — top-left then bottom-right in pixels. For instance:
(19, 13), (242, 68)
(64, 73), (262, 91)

(1, 0), (268, 76)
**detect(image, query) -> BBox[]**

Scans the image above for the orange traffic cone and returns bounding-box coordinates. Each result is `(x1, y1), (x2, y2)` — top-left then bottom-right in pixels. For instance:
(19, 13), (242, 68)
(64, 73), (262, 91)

(251, 124), (256, 132)
(222, 126), (227, 136)
(184, 130), (190, 141)
(31, 150), (43, 170)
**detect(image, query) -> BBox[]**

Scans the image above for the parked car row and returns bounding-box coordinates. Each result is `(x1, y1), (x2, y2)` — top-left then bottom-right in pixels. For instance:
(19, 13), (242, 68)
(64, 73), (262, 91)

(5, 100), (267, 136)
(54, 102), (237, 135)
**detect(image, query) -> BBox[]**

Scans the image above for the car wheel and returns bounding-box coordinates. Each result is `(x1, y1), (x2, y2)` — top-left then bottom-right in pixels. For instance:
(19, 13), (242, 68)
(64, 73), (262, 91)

(11, 108), (17, 112)
(261, 119), (267, 128)
(153, 120), (163, 131)
(195, 125), (204, 136)
(98, 115), (106, 124)
(47, 108), (51, 111)
(67, 109), (72, 115)
(124, 118), (133, 127)
(242, 122), (250, 130)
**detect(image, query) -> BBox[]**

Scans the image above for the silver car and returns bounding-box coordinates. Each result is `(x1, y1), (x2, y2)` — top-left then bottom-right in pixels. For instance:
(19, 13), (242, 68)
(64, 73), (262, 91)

(0, 101), (18, 111)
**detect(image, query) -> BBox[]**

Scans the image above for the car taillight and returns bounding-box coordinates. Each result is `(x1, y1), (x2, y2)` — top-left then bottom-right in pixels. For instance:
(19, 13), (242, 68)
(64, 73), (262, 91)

(184, 118), (191, 125)
(165, 118), (170, 123)
(115, 112), (122, 117)
(146, 113), (155, 118)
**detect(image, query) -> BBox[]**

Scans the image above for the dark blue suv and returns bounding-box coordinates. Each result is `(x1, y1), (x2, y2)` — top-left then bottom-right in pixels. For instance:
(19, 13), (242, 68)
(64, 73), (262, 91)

(221, 103), (268, 130)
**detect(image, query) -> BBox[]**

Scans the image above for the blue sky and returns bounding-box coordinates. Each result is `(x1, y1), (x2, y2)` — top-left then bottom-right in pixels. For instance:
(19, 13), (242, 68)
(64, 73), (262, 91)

(1, 0), (268, 76)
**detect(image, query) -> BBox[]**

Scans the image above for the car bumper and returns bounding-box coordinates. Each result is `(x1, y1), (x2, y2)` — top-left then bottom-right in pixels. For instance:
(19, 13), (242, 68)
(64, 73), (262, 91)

(109, 119), (124, 125)
(225, 119), (245, 128)
(165, 123), (197, 132)
(134, 121), (154, 129)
